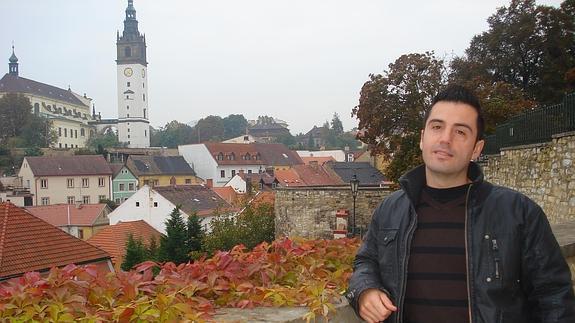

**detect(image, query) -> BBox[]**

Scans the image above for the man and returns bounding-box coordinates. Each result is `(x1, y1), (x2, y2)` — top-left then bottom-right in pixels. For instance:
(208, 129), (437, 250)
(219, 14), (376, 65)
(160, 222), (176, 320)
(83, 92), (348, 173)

(346, 85), (575, 323)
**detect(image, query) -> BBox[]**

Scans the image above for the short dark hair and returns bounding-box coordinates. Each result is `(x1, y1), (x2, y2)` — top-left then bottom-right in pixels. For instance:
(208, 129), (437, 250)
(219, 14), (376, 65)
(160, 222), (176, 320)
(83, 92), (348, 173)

(423, 85), (485, 141)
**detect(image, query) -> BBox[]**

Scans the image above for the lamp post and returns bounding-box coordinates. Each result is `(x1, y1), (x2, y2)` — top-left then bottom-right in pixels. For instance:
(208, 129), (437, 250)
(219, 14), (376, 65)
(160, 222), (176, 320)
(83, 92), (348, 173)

(349, 174), (360, 237)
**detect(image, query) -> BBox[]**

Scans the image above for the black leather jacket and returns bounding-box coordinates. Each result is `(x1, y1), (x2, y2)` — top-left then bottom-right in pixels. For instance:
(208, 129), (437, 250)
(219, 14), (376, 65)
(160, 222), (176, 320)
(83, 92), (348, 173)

(347, 163), (575, 322)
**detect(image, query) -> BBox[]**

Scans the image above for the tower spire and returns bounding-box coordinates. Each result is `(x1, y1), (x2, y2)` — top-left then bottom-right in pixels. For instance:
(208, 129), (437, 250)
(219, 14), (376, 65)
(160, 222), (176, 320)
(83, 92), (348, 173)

(8, 43), (18, 76)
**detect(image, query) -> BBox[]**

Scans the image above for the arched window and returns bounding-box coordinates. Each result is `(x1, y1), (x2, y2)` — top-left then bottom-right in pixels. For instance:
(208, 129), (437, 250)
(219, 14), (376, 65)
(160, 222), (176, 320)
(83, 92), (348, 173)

(34, 103), (40, 115)
(125, 46), (132, 57)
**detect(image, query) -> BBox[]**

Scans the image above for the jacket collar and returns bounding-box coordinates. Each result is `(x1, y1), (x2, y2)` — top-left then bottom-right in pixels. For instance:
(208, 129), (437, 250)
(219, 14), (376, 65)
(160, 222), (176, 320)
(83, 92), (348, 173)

(399, 162), (485, 205)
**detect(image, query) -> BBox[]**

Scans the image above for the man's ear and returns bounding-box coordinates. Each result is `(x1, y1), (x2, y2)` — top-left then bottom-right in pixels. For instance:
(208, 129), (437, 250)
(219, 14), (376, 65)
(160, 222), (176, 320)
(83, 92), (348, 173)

(419, 129), (424, 151)
(472, 139), (485, 160)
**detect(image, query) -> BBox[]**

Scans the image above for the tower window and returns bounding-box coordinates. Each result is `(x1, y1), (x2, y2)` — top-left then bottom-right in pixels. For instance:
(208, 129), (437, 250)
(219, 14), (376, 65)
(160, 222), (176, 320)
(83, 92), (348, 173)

(143, 109), (146, 119)
(127, 128), (130, 132)
(127, 114), (130, 118)
(143, 94), (145, 101)
(143, 83), (145, 88)
(145, 130), (147, 137)
(125, 47), (132, 57)
(127, 105), (129, 110)
(127, 82), (130, 87)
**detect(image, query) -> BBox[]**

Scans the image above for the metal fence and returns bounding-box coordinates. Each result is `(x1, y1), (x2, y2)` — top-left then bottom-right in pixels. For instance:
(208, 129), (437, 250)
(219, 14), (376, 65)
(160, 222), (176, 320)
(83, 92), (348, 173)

(483, 93), (575, 155)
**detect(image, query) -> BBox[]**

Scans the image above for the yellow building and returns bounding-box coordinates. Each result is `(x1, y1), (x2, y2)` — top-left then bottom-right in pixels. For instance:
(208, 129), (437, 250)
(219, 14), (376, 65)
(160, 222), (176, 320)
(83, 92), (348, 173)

(126, 155), (203, 188)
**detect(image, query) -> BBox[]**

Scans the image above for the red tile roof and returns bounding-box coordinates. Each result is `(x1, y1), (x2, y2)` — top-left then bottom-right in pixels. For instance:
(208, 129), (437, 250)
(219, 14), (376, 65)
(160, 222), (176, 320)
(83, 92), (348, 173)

(0, 203), (111, 280)
(274, 165), (343, 187)
(87, 220), (162, 268)
(274, 168), (306, 187)
(212, 186), (239, 205)
(25, 204), (109, 227)
(25, 155), (113, 177)
(203, 143), (303, 166)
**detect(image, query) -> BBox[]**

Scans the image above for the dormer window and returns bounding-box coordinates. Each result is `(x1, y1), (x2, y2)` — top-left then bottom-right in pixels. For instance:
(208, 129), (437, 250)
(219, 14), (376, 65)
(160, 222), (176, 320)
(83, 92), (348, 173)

(227, 153), (235, 161)
(255, 153), (261, 160)
(217, 153), (224, 161)
(244, 153), (251, 160)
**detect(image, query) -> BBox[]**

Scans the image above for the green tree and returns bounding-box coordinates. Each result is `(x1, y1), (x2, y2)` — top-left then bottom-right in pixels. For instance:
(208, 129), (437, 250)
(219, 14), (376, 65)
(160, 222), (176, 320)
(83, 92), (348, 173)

(121, 234), (147, 271)
(150, 121), (194, 148)
(159, 207), (190, 264)
(202, 202), (275, 255)
(222, 114), (248, 140)
(352, 52), (445, 181)
(193, 116), (225, 143)
(86, 130), (124, 151)
(451, 0), (575, 105)
(186, 213), (204, 255)
(0, 93), (57, 148)
(330, 112), (344, 135)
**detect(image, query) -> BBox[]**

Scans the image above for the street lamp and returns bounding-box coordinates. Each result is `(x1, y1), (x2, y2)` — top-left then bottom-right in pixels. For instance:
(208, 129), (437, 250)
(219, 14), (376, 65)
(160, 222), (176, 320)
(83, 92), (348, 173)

(349, 174), (360, 237)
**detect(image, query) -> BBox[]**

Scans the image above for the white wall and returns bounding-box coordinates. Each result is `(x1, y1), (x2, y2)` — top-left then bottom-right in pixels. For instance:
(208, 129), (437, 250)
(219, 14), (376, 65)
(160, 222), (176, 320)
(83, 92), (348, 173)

(178, 144), (217, 183)
(225, 175), (247, 193)
(296, 150), (346, 162)
(216, 165), (262, 187)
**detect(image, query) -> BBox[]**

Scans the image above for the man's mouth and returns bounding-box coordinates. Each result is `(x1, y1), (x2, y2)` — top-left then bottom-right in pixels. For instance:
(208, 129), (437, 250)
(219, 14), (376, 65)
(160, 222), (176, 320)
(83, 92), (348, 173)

(433, 150), (453, 157)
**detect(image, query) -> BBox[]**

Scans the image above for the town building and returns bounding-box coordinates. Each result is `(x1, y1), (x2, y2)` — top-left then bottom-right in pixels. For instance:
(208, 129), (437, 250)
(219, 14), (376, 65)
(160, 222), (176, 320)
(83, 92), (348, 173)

(0, 202), (113, 281)
(0, 176), (33, 206)
(25, 203), (111, 240)
(110, 164), (139, 204)
(87, 220), (162, 270)
(18, 155), (113, 206)
(326, 162), (389, 187)
(0, 47), (97, 149)
(178, 143), (303, 187)
(125, 155), (202, 188)
(296, 149), (347, 162)
(107, 185), (235, 234)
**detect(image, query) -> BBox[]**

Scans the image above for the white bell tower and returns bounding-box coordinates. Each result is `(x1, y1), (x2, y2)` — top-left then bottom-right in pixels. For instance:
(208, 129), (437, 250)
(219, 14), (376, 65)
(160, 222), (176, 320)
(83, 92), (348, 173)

(116, 0), (150, 148)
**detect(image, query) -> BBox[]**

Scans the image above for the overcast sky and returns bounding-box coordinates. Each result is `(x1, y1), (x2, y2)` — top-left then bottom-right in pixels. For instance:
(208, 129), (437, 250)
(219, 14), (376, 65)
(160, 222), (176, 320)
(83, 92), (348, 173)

(0, 0), (563, 134)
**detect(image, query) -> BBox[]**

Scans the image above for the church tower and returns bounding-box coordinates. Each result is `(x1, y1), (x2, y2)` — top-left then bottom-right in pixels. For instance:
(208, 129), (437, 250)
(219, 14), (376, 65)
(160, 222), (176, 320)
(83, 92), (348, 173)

(116, 0), (149, 148)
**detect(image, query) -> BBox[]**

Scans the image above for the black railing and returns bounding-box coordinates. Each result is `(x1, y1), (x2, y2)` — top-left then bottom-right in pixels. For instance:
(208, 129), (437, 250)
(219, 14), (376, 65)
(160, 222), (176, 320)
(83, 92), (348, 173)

(483, 93), (575, 155)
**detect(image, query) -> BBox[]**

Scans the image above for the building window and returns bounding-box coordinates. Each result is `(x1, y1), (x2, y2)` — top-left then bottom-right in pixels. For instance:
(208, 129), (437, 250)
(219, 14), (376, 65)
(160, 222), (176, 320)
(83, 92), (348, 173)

(98, 195), (106, 202)
(127, 128), (130, 132)
(59, 143), (62, 148)
(64, 128), (67, 137)
(136, 201), (140, 207)
(217, 153), (224, 161)
(153, 180), (159, 186)
(127, 113), (130, 118)
(127, 105), (129, 110)
(65, 144), (68, 149)
(272, 182), (277, 189)
(231, 170), (236, 177)
(81, 128), (85, 136)
(154, 202), (158, 207)
(128, 135), (130, 139)
(82, 178), (89, 188)
(119, 183), (125, 191)
(75, 130), (78, 138)
(129, 183), (135, 191)
(78, 229), (84, 240)
(185, 178), (191, 184)
(59, 127), (62, 137)
(143, 94), (145, 101)
(127, 82), (130, 87)
(144, 180), (149, 186)
(220, 170), (225, 178)
(143, 109), (146, 118)
(67, 196), (75, 204)
(145, 130), (147, 137)
(34, 103), (40, 115)
(40, 179), (48, 189)
(82, 196), (90, 204)
(248, 170), (252, 174)
(41, 197), (50, 205)
(115, 198), (121, 204)
(67, 178), (74, 188)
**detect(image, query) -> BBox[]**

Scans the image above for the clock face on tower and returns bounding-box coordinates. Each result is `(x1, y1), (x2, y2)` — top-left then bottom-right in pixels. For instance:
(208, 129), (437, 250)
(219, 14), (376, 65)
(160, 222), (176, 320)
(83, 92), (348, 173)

(124, 67), (133, 77)
(141, 69), (145, 78)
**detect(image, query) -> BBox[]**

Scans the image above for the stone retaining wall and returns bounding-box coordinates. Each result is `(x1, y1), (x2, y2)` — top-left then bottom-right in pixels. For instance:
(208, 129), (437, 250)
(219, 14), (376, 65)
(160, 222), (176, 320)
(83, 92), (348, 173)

(482, 131), (575, 224)
(274, 186), (392, 239)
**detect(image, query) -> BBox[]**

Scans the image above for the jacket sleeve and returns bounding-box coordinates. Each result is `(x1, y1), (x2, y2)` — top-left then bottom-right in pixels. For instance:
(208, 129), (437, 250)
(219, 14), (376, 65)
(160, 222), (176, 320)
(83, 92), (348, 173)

(346, 202), (388, 315)
(521, 202), (575, 322)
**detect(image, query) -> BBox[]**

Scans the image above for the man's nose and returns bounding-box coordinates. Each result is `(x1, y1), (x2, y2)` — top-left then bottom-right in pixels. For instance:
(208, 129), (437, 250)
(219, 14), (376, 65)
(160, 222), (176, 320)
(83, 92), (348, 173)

(439, 129), (453, 144)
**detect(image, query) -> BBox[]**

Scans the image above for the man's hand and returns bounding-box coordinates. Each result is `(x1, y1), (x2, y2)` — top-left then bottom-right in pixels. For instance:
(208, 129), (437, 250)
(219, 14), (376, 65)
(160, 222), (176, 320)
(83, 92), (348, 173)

(358, 288), (398, 323)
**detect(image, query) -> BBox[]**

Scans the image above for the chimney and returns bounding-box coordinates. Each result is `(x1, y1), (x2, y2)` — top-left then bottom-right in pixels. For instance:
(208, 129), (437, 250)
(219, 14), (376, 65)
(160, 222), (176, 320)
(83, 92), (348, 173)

(265, 167), (274, 176)
(206, 179), (213, 188)
(309, 160), (319, 170)
(75, 201), (83, 209)
(239, 169), (245, 176)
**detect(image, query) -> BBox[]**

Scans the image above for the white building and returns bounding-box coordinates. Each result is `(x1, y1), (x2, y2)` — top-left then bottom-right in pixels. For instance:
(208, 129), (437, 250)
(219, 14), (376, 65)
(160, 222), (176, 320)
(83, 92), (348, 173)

(296, 150), (347, 162)
(107, 185), (235, 234)
(178, 143), (303, 188)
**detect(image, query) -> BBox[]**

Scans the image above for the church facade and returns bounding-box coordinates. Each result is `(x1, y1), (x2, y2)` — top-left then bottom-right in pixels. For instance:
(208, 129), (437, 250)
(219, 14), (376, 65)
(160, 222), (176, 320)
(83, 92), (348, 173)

(0, 0), (151, 149)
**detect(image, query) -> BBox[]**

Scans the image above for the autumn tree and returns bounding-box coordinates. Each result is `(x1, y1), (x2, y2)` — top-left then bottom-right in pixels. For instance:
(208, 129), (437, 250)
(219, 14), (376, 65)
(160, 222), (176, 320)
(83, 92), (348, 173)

(352, 52), (445, 181)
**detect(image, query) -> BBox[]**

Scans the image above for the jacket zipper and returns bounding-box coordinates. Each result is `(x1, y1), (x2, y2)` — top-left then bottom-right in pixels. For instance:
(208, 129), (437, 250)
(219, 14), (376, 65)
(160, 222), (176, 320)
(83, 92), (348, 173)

(397, 205), (418, 323)
(464, 184), (474, 323)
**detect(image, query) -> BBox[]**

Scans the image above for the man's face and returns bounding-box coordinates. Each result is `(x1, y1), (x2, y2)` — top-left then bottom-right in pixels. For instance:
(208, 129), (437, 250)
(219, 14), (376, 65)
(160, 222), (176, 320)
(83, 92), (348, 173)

(420, 101), (484, 185)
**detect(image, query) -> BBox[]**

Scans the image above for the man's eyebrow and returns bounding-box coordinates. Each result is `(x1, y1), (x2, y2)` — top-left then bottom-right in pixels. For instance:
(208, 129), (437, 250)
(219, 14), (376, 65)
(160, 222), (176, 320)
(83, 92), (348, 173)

(427, 119), (473, 132)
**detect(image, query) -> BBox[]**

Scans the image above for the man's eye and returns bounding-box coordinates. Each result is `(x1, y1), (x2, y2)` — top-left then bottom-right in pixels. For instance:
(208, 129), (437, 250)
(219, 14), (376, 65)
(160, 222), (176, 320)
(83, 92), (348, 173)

(431, 125), (441, 130)
(456, 130), (466, 136)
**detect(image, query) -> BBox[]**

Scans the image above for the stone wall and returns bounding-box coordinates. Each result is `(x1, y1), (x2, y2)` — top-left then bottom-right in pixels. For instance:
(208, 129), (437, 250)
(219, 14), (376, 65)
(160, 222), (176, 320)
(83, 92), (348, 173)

(275, 186), (392, 239)
(482, 131), (575, 224)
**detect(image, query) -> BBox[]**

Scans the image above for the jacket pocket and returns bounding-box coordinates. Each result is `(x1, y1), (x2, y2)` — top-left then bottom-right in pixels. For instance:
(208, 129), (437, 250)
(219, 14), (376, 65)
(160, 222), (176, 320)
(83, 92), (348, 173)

(377, 229), (398, 276)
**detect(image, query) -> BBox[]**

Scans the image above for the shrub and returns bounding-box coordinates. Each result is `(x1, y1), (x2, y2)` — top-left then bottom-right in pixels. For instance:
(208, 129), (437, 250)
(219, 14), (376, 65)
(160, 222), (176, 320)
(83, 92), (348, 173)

(0, 237), (360, 322)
